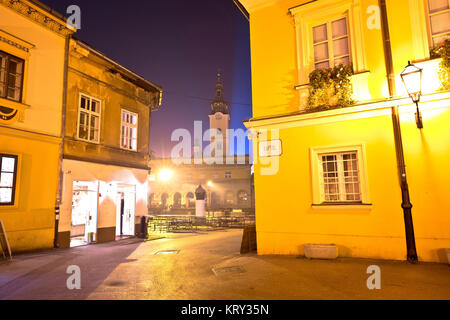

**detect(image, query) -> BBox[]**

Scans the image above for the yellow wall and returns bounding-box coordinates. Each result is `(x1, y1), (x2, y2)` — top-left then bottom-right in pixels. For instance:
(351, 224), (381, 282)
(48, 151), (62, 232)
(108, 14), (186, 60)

(242, 0), (450, 262)
(0, 128), (60, 251)
(0, 2), (70, 252)
(0, 4), (67, 136)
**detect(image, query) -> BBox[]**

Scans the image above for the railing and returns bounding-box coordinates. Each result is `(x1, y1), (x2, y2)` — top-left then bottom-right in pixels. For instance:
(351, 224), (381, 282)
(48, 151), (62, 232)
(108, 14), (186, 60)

(147, 214), (255, 234)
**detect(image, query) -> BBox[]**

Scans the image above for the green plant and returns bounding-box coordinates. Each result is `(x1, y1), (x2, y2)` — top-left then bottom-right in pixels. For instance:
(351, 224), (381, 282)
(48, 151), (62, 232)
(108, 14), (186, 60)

(307, 64), (355, 111)
(431, 39), (450, 90)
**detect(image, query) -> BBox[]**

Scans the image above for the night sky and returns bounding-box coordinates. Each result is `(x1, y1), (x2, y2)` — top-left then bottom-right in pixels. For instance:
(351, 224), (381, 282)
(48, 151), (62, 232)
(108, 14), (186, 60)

(39, 0), (252, 157)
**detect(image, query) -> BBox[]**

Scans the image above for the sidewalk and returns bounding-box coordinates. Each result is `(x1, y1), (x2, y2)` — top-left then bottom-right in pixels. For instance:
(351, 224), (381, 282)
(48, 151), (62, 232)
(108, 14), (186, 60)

(0, 230), (449, 300)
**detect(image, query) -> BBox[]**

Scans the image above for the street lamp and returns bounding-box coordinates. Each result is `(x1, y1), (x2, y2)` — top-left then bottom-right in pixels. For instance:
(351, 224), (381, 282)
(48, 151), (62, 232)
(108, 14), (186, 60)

(158, 169), (174, 182)
(401, 61), (423, 129)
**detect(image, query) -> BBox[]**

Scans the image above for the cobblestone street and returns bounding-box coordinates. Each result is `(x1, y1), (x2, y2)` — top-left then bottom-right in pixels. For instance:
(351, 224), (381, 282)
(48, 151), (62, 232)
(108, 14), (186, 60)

(0, 230), (449, 300)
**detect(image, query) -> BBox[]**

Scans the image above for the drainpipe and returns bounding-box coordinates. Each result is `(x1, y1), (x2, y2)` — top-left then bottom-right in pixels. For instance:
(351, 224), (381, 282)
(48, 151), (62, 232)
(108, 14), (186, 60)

(54, 34), (71, 248)
(379, 0), (418, 263)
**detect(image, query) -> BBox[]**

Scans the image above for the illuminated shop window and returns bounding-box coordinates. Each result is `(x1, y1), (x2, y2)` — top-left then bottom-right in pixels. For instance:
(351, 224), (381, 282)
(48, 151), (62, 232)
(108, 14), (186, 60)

(78, 94), (101, 143)
(313, 17), (351, 69)
(427, 0), (450, 46)
(0, 51), (24, 102)
(320, 152), (361, 203)
(0, 154), (18, 206)
(121, 109), (138, 151)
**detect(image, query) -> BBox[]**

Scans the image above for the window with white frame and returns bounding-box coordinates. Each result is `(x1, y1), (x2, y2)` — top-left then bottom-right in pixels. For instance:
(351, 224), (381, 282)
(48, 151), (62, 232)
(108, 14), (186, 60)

(320, 152), (361, 202)
(0, 154), (18, 206)
(78, 94), (101, 143)
(311, 145), (369, 205)
(121, 109), (138, 151)
(427, 0), (450, 46)
(313, 17), (351, 69)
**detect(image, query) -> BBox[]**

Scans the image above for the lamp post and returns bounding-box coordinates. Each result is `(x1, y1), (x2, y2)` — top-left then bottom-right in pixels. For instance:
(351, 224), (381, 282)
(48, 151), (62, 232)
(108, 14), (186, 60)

(401, 61), (424, 129)
(379, 0), (418, 263)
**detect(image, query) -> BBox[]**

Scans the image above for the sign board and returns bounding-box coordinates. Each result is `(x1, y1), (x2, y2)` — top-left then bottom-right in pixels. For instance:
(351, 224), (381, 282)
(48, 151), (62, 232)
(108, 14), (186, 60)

(0, 220), (12, 260)
(259, 140), (282, 157)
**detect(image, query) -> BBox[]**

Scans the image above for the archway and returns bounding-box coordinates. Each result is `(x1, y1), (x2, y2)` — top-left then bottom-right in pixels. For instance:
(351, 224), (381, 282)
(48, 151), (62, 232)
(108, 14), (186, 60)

(161, 193), (169, 209)
(173, 192), (182, 208)
(186, 192), (195, 208)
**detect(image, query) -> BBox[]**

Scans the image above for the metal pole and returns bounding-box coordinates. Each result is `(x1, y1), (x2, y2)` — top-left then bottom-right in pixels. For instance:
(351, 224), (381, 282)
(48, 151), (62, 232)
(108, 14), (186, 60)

(379, 0), (418, 262)
(391, 107), (418, 263)
(54, 34), (71, 248)
(415, 101), (424, 129)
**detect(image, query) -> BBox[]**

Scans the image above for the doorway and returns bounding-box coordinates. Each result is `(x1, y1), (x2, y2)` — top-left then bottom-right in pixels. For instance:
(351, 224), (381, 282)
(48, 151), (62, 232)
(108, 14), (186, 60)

(70, 181), (99, 247)
(116, 185), (136, 237)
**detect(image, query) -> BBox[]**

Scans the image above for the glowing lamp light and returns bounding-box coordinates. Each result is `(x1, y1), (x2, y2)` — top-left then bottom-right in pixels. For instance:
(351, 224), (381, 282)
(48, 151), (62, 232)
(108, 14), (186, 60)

(401, 61), (423, 129)
(158, 169), (174, 182)
(207, 181), (214, 187)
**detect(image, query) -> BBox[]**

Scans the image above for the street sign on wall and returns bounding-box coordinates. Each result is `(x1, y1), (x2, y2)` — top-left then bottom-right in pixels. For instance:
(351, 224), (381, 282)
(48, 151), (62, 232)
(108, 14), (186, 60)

(259, 140), (282, 157)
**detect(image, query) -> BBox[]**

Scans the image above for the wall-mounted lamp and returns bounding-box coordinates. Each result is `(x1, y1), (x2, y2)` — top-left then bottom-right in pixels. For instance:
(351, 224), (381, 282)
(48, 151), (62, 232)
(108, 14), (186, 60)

(401, 61), (424, 129)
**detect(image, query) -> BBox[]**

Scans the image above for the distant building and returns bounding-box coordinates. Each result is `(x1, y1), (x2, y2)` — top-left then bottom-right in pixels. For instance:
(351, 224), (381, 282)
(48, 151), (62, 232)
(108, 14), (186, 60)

(58, 38), (162, 248)
(149, 73), (254, 215)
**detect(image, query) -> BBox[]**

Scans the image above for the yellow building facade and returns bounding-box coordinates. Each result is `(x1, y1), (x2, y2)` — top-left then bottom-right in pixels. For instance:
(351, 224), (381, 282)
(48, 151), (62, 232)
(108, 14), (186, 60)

(238, 0), (450, 262)
(0, 0), (73, 252)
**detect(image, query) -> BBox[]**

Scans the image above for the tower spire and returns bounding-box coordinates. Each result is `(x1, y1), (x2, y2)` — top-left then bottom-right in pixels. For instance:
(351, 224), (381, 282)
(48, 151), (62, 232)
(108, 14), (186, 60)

(211, 69), (229, 114)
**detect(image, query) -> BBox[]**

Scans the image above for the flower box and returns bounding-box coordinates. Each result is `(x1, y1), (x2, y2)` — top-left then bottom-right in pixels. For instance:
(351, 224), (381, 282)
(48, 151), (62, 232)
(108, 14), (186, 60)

(304, 244), (338, 260)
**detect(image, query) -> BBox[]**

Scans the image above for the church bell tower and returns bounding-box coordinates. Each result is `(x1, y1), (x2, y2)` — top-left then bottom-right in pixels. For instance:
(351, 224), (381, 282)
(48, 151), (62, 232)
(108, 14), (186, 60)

(208, 71), (230, 156)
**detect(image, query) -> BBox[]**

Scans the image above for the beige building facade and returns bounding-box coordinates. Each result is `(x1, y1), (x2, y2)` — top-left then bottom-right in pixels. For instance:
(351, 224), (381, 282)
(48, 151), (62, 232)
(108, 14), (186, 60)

(58, 38), (162, 248)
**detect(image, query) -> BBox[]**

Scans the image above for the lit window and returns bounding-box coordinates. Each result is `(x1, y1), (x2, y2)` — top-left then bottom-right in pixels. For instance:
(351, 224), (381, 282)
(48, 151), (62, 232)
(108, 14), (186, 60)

(313, 17), (350, 69)
(121, 109), (138, 151)
(0, 154), (18, 206)
(77, 94), (101, 143)
(225, 191), (234, 205)
(0, 51), (24, 102)
(311, 145), (370, 206)
(320, 152), (361, 203)
(427, 0), (450, 46)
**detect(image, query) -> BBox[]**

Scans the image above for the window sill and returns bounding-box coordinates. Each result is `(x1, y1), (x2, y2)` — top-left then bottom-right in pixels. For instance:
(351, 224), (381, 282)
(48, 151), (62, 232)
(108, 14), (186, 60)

(0, 97), (30, 110)
(312, 203), (372, 210)
(75, 137), (101, 145)
(120, 147), (138, 153)
(0, 203), (19, 209)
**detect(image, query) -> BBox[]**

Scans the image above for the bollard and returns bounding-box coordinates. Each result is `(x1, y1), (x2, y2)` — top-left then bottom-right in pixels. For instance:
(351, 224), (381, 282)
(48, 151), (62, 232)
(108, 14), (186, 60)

(138, 216), (148, 239)
(240, 225), (257, 254)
